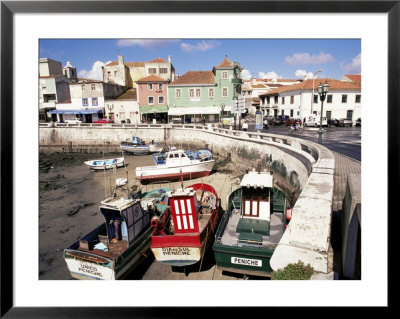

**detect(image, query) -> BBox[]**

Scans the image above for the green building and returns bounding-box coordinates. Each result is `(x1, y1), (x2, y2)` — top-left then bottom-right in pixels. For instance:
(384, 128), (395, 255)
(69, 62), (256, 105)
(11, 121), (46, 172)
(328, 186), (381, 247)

(168, 56), (242, 123)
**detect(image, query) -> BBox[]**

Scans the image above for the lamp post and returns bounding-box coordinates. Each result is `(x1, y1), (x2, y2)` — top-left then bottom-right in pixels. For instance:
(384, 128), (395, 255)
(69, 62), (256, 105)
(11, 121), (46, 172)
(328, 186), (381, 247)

(220, 102), (225, 127)
(317, 81), (330, 144)
(311, 69), (322, 114)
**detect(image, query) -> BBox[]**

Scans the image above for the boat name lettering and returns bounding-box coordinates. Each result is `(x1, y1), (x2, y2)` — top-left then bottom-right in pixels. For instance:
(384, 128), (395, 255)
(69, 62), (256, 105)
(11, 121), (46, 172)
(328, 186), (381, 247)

(79, 263), (103, 277)
(231, 257), (262, 267)
(161, 247), (191, 256)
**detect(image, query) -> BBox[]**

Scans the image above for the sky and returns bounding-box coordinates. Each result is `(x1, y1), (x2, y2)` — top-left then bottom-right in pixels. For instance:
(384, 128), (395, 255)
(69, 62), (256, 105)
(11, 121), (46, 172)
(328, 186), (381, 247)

(39, 39), (361, 81)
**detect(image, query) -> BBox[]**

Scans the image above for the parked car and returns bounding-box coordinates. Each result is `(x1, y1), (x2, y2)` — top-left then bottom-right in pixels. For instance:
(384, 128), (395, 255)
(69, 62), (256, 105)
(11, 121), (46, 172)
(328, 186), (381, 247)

(303, 114), (328, 127)
(273, 115), (289, 126)
(93, 118), (112, 124)
(339, 118), (353, 127)
(65, 118), (82, 124)
(284, 118), (302, 126)
(356, 118), (361, 126)
(328, 118), (340, 127)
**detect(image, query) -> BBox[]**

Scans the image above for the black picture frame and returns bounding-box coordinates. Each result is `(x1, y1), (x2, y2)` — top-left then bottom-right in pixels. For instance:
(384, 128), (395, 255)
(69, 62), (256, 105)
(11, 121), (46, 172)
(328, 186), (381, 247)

(1, 0), (394, 317)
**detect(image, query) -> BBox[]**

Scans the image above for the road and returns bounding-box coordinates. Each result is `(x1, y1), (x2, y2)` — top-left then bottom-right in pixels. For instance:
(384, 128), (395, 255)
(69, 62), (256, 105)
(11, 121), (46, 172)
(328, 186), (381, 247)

(243, 115), (361, 161)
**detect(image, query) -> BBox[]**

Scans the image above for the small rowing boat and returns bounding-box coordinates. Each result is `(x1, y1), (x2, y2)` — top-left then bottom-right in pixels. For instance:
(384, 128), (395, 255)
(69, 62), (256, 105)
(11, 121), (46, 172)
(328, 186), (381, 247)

(84, 157), (125, 170)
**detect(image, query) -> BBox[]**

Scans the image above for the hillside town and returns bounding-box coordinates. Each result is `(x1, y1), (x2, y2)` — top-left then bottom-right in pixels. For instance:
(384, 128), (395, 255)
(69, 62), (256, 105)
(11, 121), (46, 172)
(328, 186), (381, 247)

(39, 55), (361, 126)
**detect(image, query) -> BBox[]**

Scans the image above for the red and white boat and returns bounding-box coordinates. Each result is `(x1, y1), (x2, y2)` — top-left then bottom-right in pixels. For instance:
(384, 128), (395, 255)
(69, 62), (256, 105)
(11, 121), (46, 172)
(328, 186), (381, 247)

(135, 148), (214, 183)
(150, 183), (221, 267)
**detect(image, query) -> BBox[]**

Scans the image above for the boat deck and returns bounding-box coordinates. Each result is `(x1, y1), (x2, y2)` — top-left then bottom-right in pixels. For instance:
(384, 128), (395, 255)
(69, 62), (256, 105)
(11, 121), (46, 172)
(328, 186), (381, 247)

(78, 240), (128, 259)
(219, 209), (284, 248)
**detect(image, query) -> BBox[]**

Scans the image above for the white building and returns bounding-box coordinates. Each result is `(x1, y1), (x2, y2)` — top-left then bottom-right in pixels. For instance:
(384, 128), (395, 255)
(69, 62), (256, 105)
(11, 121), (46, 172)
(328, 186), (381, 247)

(259, 77), (361, 125)
(104, 88), (141, 124)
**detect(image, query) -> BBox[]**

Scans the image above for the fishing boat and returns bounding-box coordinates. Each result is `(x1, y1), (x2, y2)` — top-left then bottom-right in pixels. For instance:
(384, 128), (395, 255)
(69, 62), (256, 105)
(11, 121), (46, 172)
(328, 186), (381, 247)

(212, 169), (288, 277)
(63, 177), (171, 280)
(136, 148), (214, 183)
(120, 136), (163, 155)
(150, 183), (221, 267)
(84, 157), (125, 170)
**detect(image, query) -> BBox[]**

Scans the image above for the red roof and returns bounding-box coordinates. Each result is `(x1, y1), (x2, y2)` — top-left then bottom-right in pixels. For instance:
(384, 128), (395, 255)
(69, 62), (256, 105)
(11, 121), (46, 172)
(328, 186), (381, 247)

(169, 71), (215, 85)
(344, 74), (361, 83)
(136, 75), (168, 83)
(260, 78), (360, 96)
(217, 56), (234, 68)
(148, 57), (168, 63)
(105, 61), (145, 67)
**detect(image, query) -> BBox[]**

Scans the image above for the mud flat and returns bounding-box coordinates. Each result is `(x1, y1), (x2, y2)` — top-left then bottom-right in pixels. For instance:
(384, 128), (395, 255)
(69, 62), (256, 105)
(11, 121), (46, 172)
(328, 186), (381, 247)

(39, 151), (253, 280)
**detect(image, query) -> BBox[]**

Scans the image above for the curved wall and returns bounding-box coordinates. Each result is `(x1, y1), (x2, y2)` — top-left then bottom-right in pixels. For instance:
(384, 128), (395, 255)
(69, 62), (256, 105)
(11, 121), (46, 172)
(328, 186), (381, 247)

(39, 123), (335, 278)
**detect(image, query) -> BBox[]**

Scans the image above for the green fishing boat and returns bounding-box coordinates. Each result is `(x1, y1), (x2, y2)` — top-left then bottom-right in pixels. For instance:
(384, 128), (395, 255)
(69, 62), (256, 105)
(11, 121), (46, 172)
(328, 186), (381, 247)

(212, 169), (288, 277)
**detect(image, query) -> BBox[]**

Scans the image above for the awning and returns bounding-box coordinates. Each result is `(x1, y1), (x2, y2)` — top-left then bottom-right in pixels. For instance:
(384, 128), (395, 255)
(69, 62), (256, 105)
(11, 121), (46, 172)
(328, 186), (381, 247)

(140, 105), (168, 114)
(49, 108), (103, 115)
(168, 106), (221, 116)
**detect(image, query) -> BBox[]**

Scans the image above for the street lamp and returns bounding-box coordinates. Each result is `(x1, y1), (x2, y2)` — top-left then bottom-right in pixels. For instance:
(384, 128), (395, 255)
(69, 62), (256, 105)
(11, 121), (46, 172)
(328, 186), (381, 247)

(311, 69), (322, 114)
(317, 81), (329, 144)
(220, 102), (225, 127)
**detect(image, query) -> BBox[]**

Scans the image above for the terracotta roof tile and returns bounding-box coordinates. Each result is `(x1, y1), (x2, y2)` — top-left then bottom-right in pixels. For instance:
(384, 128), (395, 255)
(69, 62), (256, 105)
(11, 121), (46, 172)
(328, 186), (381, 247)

(344, 74), (361, 83)
(148, 57), (167, 63)
(217, 56), (234, 68)
(105, 61), (145, 67)
(260, 78), (360, 96)
(169, 71), (215, 85)
(136, 75), (168, 83)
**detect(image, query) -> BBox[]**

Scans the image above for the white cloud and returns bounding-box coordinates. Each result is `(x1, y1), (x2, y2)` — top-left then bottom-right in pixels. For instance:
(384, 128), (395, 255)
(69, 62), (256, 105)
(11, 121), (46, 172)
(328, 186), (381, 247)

(241, 69), (252, 80)
(295, 69), (315, 80)
(340, 53), (361, 74)
(116, 39), (177, 50)
(285, 51), (335, 66)
(258, 71), (281, 80)
(78, 60), (111, 80)
(180, 40), (220, 53)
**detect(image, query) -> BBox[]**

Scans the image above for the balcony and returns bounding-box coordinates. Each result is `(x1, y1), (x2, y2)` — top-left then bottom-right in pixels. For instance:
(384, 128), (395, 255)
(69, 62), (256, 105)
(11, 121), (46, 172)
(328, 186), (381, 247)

(231, 78), (242, 85)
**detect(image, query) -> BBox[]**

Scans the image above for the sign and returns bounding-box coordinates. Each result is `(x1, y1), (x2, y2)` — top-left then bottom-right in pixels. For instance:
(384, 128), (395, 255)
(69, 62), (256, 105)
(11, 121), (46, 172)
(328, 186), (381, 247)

(255, 111), (263, 130)
(231, 256), (262, 267)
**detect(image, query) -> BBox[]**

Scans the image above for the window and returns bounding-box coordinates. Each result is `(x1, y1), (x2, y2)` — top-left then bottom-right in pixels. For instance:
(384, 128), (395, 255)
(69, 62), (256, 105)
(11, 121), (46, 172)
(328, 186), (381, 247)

(158, 83), (163, 90)
(290, 109), (294, 117)
(327, 95), (333, 103)
(342, 95), (348, 103)
(209, 88), (214, 98)
(189, 88), (195, 98)
(41, 84), (47, 90)
(281, 110), (284, 115)
(148, 84), (153, 90)
(267, 97), (270, 105)
(81, 85), (85, 91)
(196, 88), (201, 98)
(222, 71), (228, 79)
(355, 95), (361, 103)
(281, 97), (285, 104)
(274, 96), (278, 104)
(222, 87), (228, 97)
(176, 89), (182, 98)
(114, 71), (117, 77)
(314, 95), (318, 103)
(290, 96), (294, 104)
(148, 68), (157, 74)
(158, 96), (164, 104)
(159, 68), (168, 74)
(91, 84), (96, 90)
(92, 98), (98, 106)
(82, 98), (88, 106)
(148, 96), (154, 104)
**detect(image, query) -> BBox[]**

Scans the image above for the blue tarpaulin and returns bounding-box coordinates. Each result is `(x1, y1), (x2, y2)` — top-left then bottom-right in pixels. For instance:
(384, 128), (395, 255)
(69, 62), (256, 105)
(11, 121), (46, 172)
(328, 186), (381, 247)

(49, 108), (103, 115)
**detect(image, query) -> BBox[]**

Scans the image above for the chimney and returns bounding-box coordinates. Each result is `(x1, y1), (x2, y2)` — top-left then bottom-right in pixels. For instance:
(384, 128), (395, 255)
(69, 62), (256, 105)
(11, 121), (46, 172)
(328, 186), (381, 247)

(118, 55), (124, 65)
(168, 55), (171, 64)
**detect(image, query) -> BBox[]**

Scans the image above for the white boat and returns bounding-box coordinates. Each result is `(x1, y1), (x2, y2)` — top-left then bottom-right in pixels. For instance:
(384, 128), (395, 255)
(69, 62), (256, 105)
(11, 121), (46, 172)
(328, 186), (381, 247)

(84, 157), (125, 170)
(120, 136), (163, 155)
(63, 182), (171, 280)
(136, 148), (215, 183)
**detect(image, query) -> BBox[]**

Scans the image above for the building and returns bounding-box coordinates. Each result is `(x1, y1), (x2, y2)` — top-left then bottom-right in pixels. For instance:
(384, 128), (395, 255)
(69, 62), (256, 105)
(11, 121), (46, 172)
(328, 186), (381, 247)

(167, 56), (243, 123)
(102, 55), (175, 89)
(62, 61), (78, 82)
(258, 77), (361, 124)
(136, 75), (169, 123)
(39, 58), (71, 122)
(105, 88), (140, 124)
(50, 78), (126, 123)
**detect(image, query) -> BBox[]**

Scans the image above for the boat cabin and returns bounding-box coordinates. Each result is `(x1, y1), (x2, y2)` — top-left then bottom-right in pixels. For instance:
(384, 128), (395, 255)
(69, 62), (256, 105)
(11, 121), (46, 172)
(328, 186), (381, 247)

(165, 149), (192, 166)
(236, 170), (274, 241)
(169, 187), (200, 234)
(99, 197), (151, 246)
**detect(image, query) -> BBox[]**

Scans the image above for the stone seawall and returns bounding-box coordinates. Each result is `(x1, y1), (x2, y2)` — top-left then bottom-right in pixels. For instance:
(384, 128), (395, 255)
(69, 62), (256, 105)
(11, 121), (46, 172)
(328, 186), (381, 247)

(39, 123), (335, 278)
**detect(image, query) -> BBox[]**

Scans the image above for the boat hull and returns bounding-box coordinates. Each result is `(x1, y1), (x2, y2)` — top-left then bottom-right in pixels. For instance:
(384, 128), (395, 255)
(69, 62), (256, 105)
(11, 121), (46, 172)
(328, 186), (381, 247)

(151, 246), (203, 267)
(64, 224), (153, 280)
(136, 160), (214, 182)
(121, 144), (163, 155)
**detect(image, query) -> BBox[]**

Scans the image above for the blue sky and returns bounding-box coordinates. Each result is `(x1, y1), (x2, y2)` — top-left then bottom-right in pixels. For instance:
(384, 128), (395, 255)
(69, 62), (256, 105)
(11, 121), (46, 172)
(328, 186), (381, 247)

(39, 39), (361, 81)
